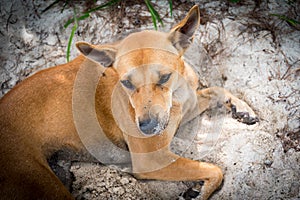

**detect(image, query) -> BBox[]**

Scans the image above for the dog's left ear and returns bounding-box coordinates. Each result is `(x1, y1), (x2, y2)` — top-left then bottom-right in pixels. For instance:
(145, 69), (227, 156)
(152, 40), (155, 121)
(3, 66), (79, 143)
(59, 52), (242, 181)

(76, 42), (117, 67)
(168, 5), (200, 54)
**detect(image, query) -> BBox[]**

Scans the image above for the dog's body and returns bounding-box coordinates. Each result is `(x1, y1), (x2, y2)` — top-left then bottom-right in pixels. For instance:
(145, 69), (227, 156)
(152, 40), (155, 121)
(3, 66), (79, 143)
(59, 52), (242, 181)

(0, 6), (258, 200)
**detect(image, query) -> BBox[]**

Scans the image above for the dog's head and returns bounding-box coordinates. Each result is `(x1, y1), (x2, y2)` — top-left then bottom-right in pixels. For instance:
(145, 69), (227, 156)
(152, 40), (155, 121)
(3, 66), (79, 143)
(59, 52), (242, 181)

(76, 6), (200, 136)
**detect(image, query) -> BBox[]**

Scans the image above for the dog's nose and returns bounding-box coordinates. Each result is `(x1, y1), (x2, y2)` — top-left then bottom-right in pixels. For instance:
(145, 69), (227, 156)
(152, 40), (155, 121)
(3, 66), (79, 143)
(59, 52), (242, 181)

(138, 118), (159, 135)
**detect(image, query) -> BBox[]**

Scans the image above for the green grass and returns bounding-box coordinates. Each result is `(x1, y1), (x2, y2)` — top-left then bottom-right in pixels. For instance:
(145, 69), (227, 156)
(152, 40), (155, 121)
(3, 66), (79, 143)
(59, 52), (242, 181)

(270, 14), (300, 27)
(66, 8), (78, 63)
(144, 0), (165, 30)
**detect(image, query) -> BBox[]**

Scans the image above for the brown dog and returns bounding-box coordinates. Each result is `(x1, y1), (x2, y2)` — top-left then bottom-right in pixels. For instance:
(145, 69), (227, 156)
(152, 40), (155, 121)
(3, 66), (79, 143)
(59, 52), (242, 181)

(0, 5), (258, 200)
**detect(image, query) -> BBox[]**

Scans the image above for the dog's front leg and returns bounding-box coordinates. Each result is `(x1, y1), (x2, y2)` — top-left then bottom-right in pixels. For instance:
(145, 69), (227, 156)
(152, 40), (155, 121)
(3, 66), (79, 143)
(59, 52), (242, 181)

(125, 133), (223, 200)
(197, 86), (259, 125)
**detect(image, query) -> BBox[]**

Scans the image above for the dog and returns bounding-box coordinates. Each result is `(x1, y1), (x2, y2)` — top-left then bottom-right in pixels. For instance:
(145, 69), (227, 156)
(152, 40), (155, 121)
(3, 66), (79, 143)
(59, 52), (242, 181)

(0, 5), (258, 200)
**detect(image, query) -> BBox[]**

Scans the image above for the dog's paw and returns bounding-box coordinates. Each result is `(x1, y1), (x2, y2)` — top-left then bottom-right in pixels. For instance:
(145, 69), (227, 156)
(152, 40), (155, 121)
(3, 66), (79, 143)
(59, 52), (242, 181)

(225, 97), (259, 125)
(231, 105), (259, 125)
(179, 181), (204, 200)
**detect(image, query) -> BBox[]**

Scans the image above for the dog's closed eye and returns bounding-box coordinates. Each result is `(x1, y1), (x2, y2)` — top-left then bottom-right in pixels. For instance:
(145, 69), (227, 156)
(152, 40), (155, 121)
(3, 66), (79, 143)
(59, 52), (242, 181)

(158, 73), (172, 85)
(121, 80), (135, 90)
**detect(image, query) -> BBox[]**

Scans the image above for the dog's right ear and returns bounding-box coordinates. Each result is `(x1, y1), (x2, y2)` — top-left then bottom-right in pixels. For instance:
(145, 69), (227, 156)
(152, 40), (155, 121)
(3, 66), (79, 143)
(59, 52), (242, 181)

(76, 42), (117, 67)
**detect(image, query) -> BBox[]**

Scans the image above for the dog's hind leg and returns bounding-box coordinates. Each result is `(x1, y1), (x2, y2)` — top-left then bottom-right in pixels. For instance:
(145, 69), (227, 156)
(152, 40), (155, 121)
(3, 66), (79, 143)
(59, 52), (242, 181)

(0, 142), (74, 200)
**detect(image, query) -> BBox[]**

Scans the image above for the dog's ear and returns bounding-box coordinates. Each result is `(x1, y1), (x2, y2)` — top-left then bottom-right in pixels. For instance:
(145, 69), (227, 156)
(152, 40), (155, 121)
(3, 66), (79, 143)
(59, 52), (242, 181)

(168, 5), (200, 54)
(76, 42), (116, 67)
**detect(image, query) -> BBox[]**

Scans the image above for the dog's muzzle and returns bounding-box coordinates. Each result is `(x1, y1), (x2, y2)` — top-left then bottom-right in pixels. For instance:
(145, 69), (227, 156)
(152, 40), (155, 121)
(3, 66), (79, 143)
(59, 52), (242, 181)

(138, 118), (166, 135)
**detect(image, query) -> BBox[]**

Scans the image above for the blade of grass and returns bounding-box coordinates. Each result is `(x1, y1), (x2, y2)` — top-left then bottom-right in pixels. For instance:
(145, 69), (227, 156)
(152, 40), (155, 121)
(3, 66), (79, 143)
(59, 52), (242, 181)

(152, 5), (164, 27)
(64, 13), (90, 28)
(42, 0), (61, 13)
(66, 22), (77, 62)
(145, 1), (157, 29)
(147, 0), (164, 26)
(66, 8), (78, 62)
(144, 0), (165, 29)
(168, 0), (173, 17)
(150, 11), (158, 30)
(271, 14), (300, 26)
(145, 0), (158, 29)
